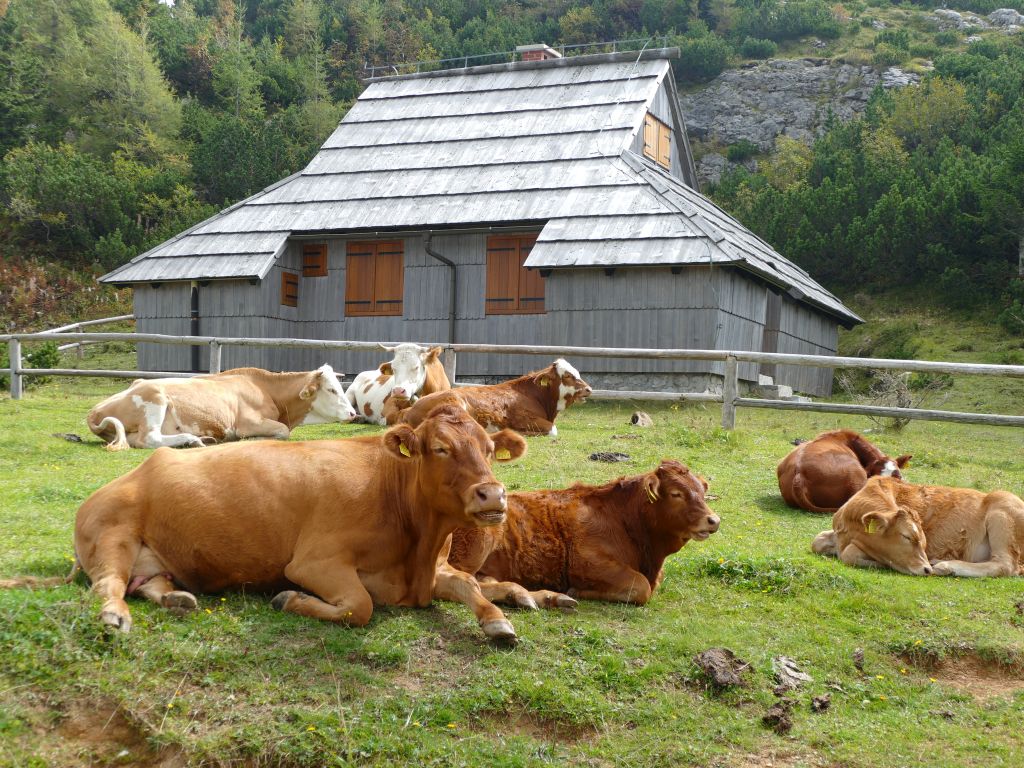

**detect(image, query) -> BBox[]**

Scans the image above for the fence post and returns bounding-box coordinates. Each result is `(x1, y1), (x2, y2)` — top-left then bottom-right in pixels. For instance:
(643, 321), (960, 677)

(721, 354), (738, 430)
(209, 340), (222, 374)
(76, 343), (84, 360)
(442, 346), (457, 384)
(8, 339), (22, 400)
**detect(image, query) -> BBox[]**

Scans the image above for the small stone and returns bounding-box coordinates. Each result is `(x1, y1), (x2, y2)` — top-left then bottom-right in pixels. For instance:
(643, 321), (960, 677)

(588, 451), (631, 462)
(52, 433), (83, 442)
(773, 656), (813, 691)
(630, 411), (653, 427)
(852, 647), (865, 672)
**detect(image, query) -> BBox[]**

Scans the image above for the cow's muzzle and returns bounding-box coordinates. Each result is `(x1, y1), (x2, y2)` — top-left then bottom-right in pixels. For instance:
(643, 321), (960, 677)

(692, 514), (721, 541)
(466, 483), (507, 526)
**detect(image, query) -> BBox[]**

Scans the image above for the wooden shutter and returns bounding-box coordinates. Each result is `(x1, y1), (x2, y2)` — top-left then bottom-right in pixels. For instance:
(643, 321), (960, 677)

(345, 241), (403, 316)
(302, 243), (328, 277)
(517, 236), (543, 312)
(657, 122), (672, 169)
(373, 241), (404, 315)
(281, 271), (299, 307)
(643, 114), (656, 161)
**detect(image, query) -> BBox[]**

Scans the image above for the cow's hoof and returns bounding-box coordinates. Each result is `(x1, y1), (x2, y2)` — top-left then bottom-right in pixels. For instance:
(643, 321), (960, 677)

(100, 609), (132, 633)
(162, 591), (198, 615)
(482, 619), (518, 645)
(930, 561), (954, 576)
(515, 593), (539, 611)
(550, 594), (578, 611)
(271, 590), (298, 611)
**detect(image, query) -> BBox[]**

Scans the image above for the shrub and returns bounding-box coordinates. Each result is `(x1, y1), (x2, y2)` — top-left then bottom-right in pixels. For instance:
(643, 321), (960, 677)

(676, 24), (733, 82)
(726, 139), (760, 162)
(874, 29), (910, 51)
(909, 43), (938, 59)
(873, 42), (907, 67)
(934, 31), (959, 47)
(998, 279), (1024, 335)
(739, 37), (778, 59)
(0, 342), (60, 391)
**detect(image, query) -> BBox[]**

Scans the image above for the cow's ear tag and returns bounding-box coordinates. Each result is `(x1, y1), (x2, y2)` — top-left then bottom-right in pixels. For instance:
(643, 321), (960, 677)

(539, 377), (549, 387)
(645, 484), (659, 503)
(399, 444), (412, 457)
(495, 448), (512, 460)
(865, 519), (878, 535)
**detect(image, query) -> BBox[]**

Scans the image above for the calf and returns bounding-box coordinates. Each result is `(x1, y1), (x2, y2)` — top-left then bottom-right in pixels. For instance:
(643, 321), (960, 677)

(345, 344), (450, 425)
(812, 475), (1024, 577)
(9, 406), (528, 642)
(777, 429), (910, 513)
(448, 460), (720, 606)
(395, 359), (591, 436)
(87, 365), (357, 450)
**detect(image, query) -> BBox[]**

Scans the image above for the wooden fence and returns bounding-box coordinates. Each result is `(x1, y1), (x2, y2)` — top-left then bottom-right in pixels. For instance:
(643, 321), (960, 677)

(4, 331), (1024, 430)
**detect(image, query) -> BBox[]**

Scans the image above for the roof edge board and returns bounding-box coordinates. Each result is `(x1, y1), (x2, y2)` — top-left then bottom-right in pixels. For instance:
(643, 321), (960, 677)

(358, 74), (661, 101)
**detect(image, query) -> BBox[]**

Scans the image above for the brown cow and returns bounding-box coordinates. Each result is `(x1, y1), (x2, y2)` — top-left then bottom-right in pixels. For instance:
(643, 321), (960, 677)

(394, 359), (592, 436)
(777, 430), (911, 513)
(448, 460), (720, 606)
(812, 475), (1024, 577)
(87, 365), (357, 450)
(9, 406), (528, 642)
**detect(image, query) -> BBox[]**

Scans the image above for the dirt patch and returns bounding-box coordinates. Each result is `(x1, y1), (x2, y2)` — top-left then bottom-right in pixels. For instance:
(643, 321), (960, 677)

(56, 700), (185, 768)
(720, 746), (827, 768)
(476, 710), (597, 744)
(919, 655), (1024, 701)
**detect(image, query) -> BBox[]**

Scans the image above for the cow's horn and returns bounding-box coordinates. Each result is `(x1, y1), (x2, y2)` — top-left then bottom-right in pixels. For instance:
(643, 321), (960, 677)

(379, 343), (397, 352)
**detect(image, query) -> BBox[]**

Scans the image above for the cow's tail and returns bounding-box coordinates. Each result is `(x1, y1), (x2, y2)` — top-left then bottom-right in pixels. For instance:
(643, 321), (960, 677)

(96, 416), (130, 451)
(790, 475), (838, 514)
(0, 560), (81, 590)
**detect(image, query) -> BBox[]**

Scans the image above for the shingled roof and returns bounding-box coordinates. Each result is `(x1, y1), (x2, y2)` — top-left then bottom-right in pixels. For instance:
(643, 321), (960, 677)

(101, 48), (861, 326)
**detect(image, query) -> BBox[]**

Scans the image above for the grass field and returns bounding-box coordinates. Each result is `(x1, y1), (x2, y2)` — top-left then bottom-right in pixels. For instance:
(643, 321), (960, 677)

(2, 348), (1024, 767)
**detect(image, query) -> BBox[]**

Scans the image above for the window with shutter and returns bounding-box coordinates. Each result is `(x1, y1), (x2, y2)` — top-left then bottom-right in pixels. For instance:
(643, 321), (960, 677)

(302, 243), (328, 277)
(281, 271), (299, 307)
(345, 241), (404, 316)
(642, 113), (671, 171)
(485, 234), (544, 315)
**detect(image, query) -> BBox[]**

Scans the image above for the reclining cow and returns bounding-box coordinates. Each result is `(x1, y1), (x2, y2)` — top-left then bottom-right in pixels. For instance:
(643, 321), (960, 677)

(5, 406), (528, 642)
(812, 475), (1024, 577)
(393, 359), (591, 436)
(777, 429), (911, 513)
(87, 365), (357, 450)
(345, 344), (450, 425)
(448, 460), (720, 607)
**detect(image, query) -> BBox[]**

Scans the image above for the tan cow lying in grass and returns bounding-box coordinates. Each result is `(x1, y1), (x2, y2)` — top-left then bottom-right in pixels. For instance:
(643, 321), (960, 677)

(392, 358), (592, 436)
(448, 460), (720, 606)
(5, 406), (528, 642)
(812, 476), (1024, 577)
(87, 365), (357, 450)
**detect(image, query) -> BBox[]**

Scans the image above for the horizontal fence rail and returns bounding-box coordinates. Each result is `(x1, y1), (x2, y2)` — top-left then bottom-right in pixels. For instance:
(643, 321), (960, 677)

(4, 331), (1024, 430)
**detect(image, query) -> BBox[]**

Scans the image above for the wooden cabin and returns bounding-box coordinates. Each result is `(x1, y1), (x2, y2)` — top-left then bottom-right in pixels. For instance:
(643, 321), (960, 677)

(101, 47), (860, 396)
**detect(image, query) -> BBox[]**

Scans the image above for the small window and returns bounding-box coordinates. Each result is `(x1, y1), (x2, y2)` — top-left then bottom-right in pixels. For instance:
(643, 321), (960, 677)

(303, 243), (328, 277)
(643, 113), (672, 170)
(281, 271), (299, 307)
(345, 240), (404, 316)
(486, 234), (544, 315)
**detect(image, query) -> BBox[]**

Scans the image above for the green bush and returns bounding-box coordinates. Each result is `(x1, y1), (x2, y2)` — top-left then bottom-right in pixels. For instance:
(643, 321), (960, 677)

(935, 30), (960, 47)
(909, 43), (939, 59)
(873, 42), (908, 67)
(874, 29), (910, 51)
(739, 37), (778, 59)
(726, 139), (760, 162)
(0, 342), (60, 391)
(676, 23), (733, 83)
(998, 280), (1024, 336)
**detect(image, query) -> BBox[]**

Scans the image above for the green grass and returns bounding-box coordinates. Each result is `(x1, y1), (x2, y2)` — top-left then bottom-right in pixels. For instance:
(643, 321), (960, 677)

(2, 344), (1024, 767)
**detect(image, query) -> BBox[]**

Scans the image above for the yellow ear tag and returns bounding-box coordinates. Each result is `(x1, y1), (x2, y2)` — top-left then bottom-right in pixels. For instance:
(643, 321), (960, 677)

(495, 448), (511, 460)
(646, 486), (659, 503)
(865, 519), (878, 535)
(539, 377), (549, 387)
(399, 444), (411, 457)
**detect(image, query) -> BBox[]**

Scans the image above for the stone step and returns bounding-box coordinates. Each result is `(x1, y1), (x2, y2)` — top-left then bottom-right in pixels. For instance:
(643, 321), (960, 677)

(753, 383), (793, 399)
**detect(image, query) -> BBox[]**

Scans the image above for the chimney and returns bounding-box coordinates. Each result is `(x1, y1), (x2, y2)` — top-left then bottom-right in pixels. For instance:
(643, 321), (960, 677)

(516, 44), (562, 62)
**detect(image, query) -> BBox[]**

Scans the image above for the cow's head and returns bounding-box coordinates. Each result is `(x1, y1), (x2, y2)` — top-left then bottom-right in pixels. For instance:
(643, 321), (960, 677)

(827, 477), (931, 575)
(382, 405), (526, 527)
(534, 358), (592, 412)
(379, 343), (437, 400)
(300, 364), (358, 424)
(642, 460), (720, 541)
(864, 453), (912, 480)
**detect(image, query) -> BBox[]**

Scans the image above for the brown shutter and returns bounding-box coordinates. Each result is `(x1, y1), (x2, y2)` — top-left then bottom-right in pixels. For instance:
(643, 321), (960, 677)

(657, 122), (671, 169)
(302, 243), (328, 277)
(517, 236), (544, 312)
(486, 236), (519, 315)
(345, 242), (375, 316)
(643, 114), (656, 161)
(373, 241), (404, 315)
(281, 271), (299, 307)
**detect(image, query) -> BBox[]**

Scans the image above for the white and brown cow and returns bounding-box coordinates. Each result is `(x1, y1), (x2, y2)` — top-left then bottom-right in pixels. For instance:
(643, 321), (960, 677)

(812, 475), (1024, 577)
(4, 406), (528, 642)
(87, 365), (357, 450)
(394, 359), (591, 436)
(345, 344), (450, 425)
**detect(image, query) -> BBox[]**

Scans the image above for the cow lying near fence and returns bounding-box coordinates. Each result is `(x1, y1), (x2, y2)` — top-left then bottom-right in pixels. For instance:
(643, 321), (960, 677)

(777, 429), (911, 513)
(812, 475), (1024, 577)
(392, 358), (591, 436)
(5, 406), (528, 641)
(448, 460), (720, 606)
(87, 365), (357, 450)
(345, 344), (450, 425)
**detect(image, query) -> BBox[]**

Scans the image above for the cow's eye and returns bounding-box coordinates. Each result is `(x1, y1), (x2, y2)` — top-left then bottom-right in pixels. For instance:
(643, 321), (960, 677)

(670, 491), (683, 499)
(433, 445), (449, 456)
(901, 533), (913, 542)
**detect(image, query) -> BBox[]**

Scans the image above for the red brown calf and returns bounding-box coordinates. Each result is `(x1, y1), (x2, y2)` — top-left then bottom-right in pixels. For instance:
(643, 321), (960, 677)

(448, 460), (720, 606)
(777, 429), (910, 513)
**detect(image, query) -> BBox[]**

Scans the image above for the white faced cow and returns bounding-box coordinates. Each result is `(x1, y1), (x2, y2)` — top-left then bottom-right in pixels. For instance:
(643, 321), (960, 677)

(345, 343), (450, 425)
(87, 365), (357, 450)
